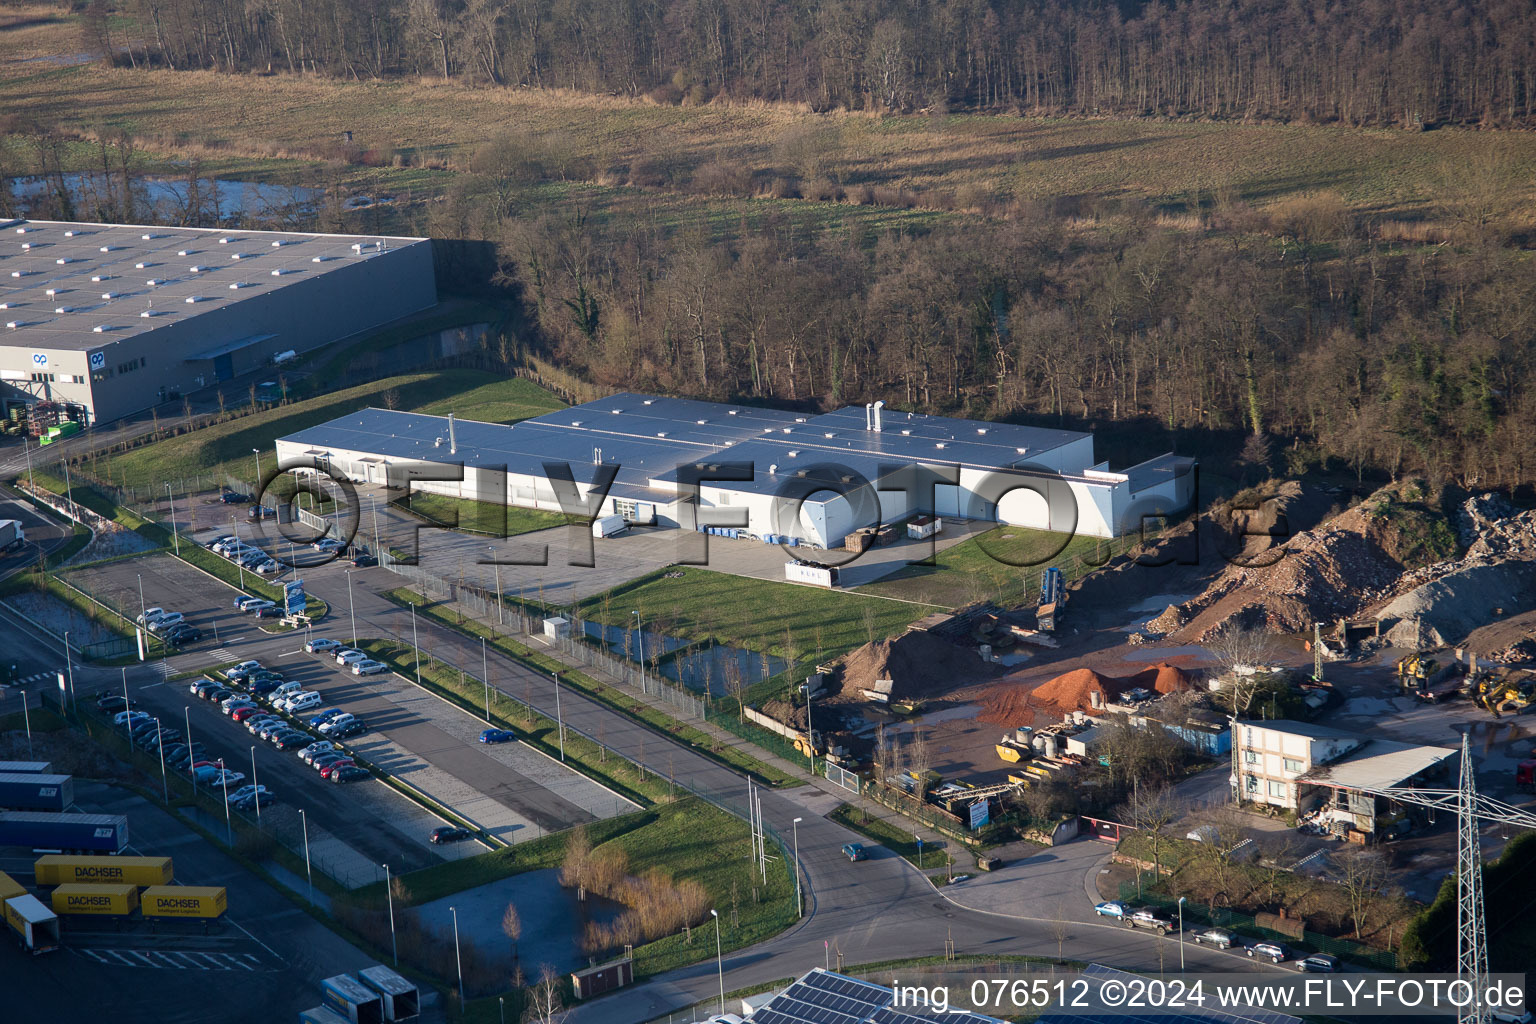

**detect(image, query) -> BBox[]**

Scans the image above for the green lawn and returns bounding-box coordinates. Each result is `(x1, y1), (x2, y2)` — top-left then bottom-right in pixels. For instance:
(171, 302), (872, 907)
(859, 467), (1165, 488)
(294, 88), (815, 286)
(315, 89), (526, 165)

(858, 525), (1114, 607)
(86, 369), (563, 496)
(395, 491), (571, 538)
(829, 804), (955, 870)
(573, 566), (938, 664)
(411, 376), (565, 424)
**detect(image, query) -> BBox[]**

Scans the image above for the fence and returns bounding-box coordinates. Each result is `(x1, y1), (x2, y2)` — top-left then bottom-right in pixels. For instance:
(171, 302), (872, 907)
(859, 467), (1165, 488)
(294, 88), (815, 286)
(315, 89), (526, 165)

(379, 551), (709, 720)
(1118, 869), (1400, 970)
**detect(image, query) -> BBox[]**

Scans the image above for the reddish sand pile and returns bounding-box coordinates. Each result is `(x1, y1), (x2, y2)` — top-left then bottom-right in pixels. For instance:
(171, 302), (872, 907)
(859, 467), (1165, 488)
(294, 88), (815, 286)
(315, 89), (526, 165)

(979, 662), (1193, 728)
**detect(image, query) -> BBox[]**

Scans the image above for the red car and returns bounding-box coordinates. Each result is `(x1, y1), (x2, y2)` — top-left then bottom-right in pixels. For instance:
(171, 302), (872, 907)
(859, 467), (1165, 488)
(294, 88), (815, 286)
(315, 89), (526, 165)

(319, 759), (357, 779)
(231, 706), (264, 723)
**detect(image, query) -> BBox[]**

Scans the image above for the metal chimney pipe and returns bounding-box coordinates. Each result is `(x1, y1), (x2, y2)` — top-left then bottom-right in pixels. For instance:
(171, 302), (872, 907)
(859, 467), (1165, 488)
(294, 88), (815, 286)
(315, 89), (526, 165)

(873, 400), (885, 432)
(865, 403), (873, 430)
(448, 412), (457, 454)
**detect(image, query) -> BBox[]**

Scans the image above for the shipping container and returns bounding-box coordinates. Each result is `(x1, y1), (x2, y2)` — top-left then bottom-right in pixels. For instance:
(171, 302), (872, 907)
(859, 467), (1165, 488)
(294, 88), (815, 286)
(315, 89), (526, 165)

(784, 560), (839, 588)
(0, 812), (128, 853)
(299, 1008), (352, 1024)
(35, 854), (172, 887)
(358, 965), (420, 1021)
(571, 956), (634, 1000)
(140, 885), (226, 919)
(50, 882), (139, 916)
(0, 772), (74, 812)
(0, 761), (51, 774)
(0, 869), (25, 902)
(321, 975), (384, 1024)
(3, 894), (61, 954)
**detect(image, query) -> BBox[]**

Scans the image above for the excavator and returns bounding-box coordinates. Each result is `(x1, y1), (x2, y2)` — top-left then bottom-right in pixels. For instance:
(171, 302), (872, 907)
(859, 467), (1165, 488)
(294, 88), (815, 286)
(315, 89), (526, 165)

(1397, 653), (1441, 690)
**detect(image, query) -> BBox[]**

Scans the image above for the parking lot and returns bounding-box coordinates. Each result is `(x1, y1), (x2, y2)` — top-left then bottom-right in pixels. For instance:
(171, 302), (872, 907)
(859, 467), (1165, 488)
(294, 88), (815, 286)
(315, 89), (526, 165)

(0, 781), (390, 1024)
(62, 551), (260, 656)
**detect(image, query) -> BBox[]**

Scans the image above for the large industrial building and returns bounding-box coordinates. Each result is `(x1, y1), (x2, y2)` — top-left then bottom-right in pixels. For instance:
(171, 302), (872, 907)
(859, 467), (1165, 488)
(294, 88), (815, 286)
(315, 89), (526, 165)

(0, 219), (435, 426)
(276, 393), (1194, 546)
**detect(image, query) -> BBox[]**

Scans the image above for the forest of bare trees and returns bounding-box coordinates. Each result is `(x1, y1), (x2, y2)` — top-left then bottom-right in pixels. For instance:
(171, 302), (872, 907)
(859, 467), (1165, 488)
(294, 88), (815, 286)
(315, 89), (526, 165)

(494, 192), (1536, 491)
(102, 0), (1536, 127)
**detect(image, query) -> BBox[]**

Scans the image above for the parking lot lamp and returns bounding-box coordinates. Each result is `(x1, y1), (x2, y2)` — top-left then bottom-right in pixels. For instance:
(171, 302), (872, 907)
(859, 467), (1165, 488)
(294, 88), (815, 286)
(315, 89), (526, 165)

(156, 719), (168, 803)
(136, 574), (148, 630)
(489, 544), (503, 625)
(384, 863), (398, 966)
(553, 671), (565, 761)
(251, 448), (262, 492)
(231, 515), (245, 588)
(19, 691), (32, 759)
(219, 758), (232, 845)
(450, 906), (465, 1007)
(299, 809), (313, 903)
(482, 637), (491, 723)
(250, 744), (261, 824)
(632, 611), (644, 689)
(166, 483), (179, 554)
(346, 569), (358, 646)
(185, 705), (195, 797)
(793, 817), (803, 917)
(711, 909), (724, 1013)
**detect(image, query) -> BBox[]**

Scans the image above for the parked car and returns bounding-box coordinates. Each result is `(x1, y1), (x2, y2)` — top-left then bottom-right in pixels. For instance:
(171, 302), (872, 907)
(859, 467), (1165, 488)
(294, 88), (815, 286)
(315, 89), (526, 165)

(190, 679), (221, 698)
(841, 843), (867, 862)
(1093, 901), (1130, 919)
(430, 826), (473, 844)
(1246, 942), (1289, 964)
(163, 624), (203, 644)
(317, 713), (357, 735)
(135, 607), (166, 627)
(146, 611), (185, 631)
(1126, 909), (1176, 934)
(230, 706), (265, 724)
(245, 716), (281, 735)
(348, 554), (377, 567)
(330, 765), (371, 784)
(220, 491), (250, 504)
(232, 596), (263, 611)
(309, 709), (346, 728)
(280, 691), (323, 713)
(300, 742), (337, 765)
(274, 733), (313, 751)
(257, 720), (290, 742)
(267, 728), (303, 746)
(1192, 928), (1238, 949)
(312, 537), (344, 553)
(221, 696), (256, 713)
(1296, 954), (1341, 973)
(335, 649), (367, 666)
(319, 759), (357, 779)
(233, 791), (276, 811)
(95, 693), (137, 711)
(228, 784), (270, 805)
(352, 659), (388, 676)
(254, 559), (282, 575)
(243, 599), (277, 615)
(330, 720), (368, 739)
(247, 678), (285, 697)
(225, 661), (263, 681)
(247, 504), (275, 521)
(479, 729), (516, 744)
(305, 638), (342, 654)
(114, 710), (152, 727)
(203, 687), (234, 703)
(310, 753), (349, 772)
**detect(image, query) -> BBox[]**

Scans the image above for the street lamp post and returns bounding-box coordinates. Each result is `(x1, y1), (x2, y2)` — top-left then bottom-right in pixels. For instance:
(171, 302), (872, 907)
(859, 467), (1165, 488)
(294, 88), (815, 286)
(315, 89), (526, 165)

(489, 545), (503, 626)
(346, 570), (358, 646)
(136, 573), (148, 631)
(185, 705), (196, 797)
(298, 809), (313, 903)
(383, 863), (398, 966)
(63, 631), (74, 705)
(450, 906), (465, 1007)
(915, 834), (924, 871)
(19, 691), (33, 759)
(553, 671), (565, 761)
(120, 670), (131, 744)
(1178, 896), (1186, 972)
(251, 448), (262, 493)
(410, 603), (422, 687)
(792, 817), (803, 917)
(481, 636), (491, 723)
(155, 719), (168, 803)
(231, 515), (245, 588)
(250, 745), (261, 824)
(632, 611), (644, 690)
(219, 759), (232, 845)
(166, 483), (179, 554)
(710, 908), (724, 1014)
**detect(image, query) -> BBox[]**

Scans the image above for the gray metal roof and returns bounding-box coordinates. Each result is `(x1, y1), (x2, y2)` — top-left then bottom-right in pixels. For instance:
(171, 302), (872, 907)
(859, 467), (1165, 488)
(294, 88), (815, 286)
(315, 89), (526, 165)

(1299, 740), (1458, 791)
(0, 219), (426, 351)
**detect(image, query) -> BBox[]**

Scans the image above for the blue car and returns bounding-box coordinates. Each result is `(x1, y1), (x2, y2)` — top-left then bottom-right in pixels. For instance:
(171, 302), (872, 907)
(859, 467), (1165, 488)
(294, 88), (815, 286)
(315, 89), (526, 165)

(309, 709), (346, 727)
(479, 729), (516, 744)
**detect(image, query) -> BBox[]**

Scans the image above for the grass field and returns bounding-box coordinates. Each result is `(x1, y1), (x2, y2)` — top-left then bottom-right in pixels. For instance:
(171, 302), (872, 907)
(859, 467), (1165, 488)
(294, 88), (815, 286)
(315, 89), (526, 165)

(858, 525), (1111, 607)
(86, 370), (563, 495)
(411, 376), (565, 424)
(5, 19), (1536, 226)
(396, 491), (571, 538)
(573, 566), (939, 664)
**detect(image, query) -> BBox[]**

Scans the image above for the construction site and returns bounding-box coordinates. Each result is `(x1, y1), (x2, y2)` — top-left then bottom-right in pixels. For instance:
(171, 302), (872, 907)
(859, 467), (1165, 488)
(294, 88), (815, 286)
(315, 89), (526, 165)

(743, 478), (1536, 899)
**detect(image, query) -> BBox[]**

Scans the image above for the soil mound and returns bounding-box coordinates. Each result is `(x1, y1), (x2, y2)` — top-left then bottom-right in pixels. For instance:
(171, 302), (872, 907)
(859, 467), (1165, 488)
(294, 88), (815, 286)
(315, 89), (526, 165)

(979, 661), (1193, 728)
(835, 627), (1002, 701)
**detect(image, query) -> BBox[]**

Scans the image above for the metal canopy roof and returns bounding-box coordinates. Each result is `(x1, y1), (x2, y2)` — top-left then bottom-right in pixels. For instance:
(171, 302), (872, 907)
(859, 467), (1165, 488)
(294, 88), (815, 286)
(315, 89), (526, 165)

(1299, 740), (1458, 792)
(0, 219), (426, 351)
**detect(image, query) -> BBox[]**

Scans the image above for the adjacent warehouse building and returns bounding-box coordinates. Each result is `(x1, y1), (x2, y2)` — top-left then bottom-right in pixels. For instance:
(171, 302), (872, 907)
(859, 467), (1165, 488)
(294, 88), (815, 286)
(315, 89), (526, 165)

(0, 219), (435, 427)
(277, 392), (1194, 545)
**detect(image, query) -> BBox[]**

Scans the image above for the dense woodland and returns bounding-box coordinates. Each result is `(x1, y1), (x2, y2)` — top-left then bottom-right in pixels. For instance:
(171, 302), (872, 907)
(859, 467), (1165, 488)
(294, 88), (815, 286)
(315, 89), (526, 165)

(96, 0), (1536, 126)
(491, 196), (1536, 490)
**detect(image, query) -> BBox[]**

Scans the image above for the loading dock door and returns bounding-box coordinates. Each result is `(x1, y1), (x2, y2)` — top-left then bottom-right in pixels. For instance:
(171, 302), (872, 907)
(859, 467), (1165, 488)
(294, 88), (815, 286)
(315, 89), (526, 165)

(213, 354), (234, 381)
(935, 484), (962, 518)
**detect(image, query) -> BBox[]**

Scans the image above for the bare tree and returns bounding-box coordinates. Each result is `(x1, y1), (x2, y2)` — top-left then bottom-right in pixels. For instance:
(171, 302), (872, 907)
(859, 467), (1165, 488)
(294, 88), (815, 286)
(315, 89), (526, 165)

(723, 659), (746, 722)
(1114, 785), (1181, 878)
(1050, 902), (1071, 962)
(522, 965), (567, 1024)
(1336, 848), (1390, 939)
(501, 900), (522, 961)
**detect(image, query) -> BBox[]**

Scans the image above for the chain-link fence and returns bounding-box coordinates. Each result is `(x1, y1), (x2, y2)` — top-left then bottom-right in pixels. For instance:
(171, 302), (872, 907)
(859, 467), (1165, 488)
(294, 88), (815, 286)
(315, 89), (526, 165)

(379, 551), (709, 720)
